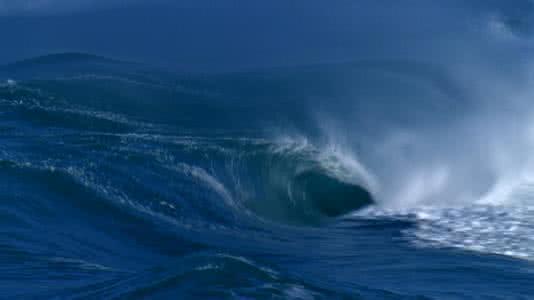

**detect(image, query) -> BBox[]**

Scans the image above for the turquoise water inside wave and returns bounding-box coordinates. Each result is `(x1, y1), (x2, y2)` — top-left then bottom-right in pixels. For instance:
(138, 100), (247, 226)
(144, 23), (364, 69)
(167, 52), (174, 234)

(0, 54), (533, 299)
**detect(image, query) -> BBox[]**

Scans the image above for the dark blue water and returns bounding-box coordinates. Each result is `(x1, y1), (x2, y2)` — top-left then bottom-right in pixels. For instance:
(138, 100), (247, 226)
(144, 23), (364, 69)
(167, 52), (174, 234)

(1, 54), (533, 299)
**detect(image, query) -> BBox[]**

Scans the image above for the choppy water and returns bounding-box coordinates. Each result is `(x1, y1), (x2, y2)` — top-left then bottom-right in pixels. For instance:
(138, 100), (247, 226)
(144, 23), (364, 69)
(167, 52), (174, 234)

(0, 54), (533, 299)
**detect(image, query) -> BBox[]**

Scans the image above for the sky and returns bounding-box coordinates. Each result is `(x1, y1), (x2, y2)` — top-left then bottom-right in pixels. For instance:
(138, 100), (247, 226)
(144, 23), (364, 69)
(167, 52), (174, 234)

(0, 0), (532, 72)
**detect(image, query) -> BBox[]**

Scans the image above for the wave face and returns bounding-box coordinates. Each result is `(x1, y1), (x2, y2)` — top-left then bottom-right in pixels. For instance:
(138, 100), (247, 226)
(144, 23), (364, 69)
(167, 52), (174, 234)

(1, 54), (534, 299)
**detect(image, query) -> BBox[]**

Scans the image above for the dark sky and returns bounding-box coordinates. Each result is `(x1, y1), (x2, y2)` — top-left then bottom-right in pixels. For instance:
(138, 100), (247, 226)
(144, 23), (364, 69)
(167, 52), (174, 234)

(1, 0), (532, 72)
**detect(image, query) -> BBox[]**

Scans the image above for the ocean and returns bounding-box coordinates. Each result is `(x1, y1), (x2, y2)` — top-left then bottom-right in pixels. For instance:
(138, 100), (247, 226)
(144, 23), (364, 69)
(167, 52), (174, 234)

(0, 53), (533, 299)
